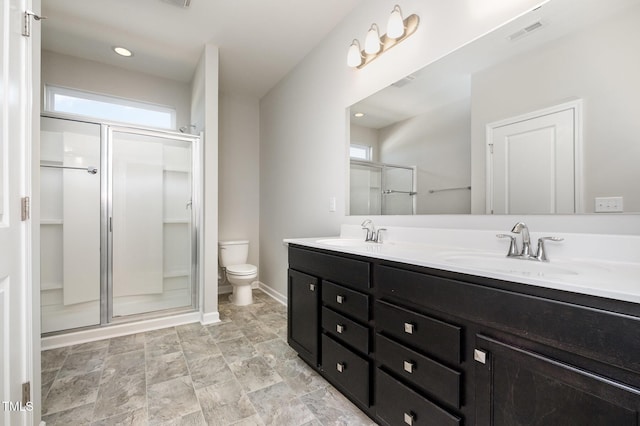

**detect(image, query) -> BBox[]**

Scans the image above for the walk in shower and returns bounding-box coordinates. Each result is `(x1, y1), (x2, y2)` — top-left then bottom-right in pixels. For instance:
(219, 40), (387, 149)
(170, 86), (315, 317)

(350, 160), (416, 215)
(40, 116), (200, 334)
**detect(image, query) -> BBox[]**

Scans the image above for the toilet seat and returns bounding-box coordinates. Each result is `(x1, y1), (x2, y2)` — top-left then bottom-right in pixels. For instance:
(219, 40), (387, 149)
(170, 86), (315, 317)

(226, 264), (257, 276)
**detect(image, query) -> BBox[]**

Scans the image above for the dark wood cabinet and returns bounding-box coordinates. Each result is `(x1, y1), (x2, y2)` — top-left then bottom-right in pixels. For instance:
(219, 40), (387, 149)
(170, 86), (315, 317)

(287, 245), (374, 415)
(287, 243), (640, 425)
(287, 268), (319, 365)
(474, 334), (640, 426)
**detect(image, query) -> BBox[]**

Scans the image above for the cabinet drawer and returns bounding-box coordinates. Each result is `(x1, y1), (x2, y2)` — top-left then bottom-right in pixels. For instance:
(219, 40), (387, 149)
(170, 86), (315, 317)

(376, 300), (461, 364)
(376, 369), (461, 426)
(323, 281), (369, 322)
(322, 307), (369, 354)
(377, 334), (460, 408)
(321, 334), (370, 407)
(289, 245), (370, 290)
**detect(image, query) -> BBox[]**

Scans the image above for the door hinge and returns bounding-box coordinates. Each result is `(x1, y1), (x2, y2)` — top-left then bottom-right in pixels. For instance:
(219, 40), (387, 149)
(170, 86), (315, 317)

(21, 196), (30, 221)
(22, 382), (30, 405)
(488, 143), (494, 154)
(22, 10), (47, 37)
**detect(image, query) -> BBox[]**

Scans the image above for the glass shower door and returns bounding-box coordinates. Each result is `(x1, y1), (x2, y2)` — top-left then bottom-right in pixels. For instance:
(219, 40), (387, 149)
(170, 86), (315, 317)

(382, 166), (415, 215)
(40, 117), (102, 333)
(109, 129), (195, 318)
(350, 161), (382, 215)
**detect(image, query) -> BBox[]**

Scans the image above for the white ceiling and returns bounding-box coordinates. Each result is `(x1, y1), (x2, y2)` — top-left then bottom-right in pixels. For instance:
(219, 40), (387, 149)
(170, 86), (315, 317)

(41, 0), (363, 98)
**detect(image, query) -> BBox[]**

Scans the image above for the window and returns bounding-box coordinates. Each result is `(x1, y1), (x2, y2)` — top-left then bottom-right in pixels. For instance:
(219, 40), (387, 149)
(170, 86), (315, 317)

(350, 144), (372, 161)
(44, 85), (176, 130)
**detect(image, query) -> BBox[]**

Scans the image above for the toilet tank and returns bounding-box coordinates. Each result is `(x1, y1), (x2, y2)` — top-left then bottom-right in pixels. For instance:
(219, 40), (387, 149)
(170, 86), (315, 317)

(219, 240), (249, 266)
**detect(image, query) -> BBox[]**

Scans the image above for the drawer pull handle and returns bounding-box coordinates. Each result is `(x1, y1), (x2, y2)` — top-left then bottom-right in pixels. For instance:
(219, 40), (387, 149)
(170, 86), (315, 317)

(474, 349), (487, 364)
(404, 412), (415, 425)
(404, 322), (415, 334)
(309, 283), (316, 291)
(336, 324), (345, 334)
(336, 362), (346, 373)
(403, 360), (415, 373)
(336, 295), (345, 304)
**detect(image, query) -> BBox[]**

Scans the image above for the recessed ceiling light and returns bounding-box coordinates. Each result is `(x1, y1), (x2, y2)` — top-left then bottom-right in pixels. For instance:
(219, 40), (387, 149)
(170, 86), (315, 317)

(354, 112), (365, 118)
(113, 46), (133, 57)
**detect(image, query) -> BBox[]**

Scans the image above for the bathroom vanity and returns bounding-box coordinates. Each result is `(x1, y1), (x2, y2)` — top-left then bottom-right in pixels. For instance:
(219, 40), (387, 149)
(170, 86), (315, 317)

(285, 228), (640, 425)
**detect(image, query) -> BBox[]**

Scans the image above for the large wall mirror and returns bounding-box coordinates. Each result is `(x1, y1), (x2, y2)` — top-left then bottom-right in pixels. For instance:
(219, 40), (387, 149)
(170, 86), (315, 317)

(348, 0), (640, 215)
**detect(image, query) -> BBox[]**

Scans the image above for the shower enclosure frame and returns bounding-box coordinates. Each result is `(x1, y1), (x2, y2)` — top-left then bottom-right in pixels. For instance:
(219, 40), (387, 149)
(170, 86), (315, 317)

(41, 113), (202, 333)
(350, 159), (417, 215)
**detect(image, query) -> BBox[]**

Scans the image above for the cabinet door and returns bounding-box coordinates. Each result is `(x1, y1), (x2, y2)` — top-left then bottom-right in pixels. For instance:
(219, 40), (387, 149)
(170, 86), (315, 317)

(474, 334), (640, 426)
(288, 269), (319, 365)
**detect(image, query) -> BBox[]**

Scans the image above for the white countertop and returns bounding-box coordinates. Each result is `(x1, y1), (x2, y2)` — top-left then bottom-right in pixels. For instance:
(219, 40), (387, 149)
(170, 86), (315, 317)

(284, 225), (640, 304)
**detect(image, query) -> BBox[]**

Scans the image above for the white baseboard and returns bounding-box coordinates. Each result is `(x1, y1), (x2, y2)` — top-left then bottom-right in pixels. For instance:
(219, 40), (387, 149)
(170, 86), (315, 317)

(257, 282), (287, 305)
(41, 311), (201, 350)
(200, 311), (221, 325)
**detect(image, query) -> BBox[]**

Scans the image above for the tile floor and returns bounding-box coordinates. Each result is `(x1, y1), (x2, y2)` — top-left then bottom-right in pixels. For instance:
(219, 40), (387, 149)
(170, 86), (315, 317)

(41, 290), (376, 425)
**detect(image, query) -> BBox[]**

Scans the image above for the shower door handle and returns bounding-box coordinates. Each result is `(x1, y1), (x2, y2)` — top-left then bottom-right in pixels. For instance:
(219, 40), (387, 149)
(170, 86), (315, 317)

(109, 217), (112, 232)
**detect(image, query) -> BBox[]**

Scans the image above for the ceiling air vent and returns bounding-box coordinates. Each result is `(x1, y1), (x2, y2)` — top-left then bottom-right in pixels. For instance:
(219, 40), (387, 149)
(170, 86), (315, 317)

(392, 74), (416, 88)
(161, 0), (191, 8)
(508, 21), (544, 41)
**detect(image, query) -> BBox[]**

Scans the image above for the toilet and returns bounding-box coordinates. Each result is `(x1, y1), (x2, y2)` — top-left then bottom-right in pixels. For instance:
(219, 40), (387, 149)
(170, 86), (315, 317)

(218, 240), (258, 306)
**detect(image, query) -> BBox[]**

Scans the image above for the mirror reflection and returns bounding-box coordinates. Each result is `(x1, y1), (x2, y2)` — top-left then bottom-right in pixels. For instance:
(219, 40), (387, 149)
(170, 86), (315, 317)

(348, 0), (640, 215)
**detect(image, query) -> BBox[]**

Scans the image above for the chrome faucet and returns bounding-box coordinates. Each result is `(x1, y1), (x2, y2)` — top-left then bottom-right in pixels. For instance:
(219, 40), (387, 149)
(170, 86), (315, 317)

(511, 222), (532, 257)
(361, 219), (386, 243)
(497, 222), (563, 262)
(361, 219), (375, 241)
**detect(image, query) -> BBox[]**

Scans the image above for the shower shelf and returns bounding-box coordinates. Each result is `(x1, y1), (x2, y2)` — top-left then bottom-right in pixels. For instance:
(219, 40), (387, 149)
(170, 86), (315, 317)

(164, 270), (190, 279)
(41, 219), (63, 225)
(41, 282), (63, 291)
(163, 219), (190, 224)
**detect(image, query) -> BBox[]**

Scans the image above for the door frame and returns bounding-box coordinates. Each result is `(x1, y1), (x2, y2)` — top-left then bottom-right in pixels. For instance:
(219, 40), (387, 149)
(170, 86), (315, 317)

(2, 0), (39, 424)
(485, 99), (583, 214)
(106, 124), (201, 323)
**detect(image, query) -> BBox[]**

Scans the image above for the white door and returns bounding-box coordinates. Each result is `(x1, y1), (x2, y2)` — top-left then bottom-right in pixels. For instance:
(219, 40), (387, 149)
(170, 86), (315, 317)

(487, 102), (581, 214)
(1, 0), (35, 424)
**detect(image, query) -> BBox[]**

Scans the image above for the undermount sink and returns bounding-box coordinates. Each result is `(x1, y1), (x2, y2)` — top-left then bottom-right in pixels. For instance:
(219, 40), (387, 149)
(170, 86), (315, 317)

(315, 238), (370, 247)
(442, 254), (580, 276)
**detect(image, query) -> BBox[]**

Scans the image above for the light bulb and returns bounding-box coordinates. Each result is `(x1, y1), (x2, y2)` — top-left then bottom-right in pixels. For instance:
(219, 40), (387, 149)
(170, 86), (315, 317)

(113, 46), (133, 57)
(387, 5), (405, 39)
(364, 24), (381, 54)
(347, 39), (363, 68)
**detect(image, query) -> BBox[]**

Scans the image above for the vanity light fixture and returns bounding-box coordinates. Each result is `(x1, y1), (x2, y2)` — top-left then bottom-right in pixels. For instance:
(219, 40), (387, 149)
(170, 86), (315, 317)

(113, 46), (133, 57)
(387, 5), (405, 39)
(364, 24), (382, 54)
(347, 40), (363, 68)
(347, 4), (419, 69)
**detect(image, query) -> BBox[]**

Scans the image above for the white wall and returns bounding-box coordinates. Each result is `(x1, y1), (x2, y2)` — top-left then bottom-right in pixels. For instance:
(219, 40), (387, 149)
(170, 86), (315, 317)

(259, 0), (555, 297)
(191, 44), (220, 322)
(259, 0), (640, 299)
(378, 98), (471, 214)
(470, 4), (640, 213)
(219, 93), (260, 270)
(41, 51), (191, 130)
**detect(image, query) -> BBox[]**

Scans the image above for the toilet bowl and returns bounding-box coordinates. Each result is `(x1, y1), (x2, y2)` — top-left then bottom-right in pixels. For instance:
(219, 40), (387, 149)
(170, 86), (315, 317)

(219, 240), (257, 306)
